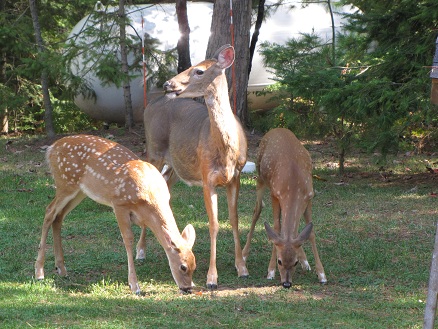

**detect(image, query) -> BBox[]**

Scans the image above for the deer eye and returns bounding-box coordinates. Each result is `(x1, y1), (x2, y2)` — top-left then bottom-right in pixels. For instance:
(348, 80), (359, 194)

(294, 261), (299, 267)
(195, 69), (204, 76)
(277, 259), (282, 266)
(180, 264), (188, 272)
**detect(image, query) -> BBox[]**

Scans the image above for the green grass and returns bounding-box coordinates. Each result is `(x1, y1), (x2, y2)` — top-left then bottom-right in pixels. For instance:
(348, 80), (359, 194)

(1, 131), (437, 328)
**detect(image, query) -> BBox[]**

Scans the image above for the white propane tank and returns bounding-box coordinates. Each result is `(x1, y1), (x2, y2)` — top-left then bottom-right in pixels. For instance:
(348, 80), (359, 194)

(68, 1), (353, 123)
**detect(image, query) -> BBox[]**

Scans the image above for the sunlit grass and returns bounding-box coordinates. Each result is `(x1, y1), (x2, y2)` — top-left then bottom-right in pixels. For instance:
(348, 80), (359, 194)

(0, 132), (437, 328)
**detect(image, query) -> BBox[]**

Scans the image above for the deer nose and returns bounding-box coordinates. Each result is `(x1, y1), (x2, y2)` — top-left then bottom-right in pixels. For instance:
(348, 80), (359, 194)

(179, 287), (192, 294)
(163, 81), (171, 90)
(282, 281), (292, 289)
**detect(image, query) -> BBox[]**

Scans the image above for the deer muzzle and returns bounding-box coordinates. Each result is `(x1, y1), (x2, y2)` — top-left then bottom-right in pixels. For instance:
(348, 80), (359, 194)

(282, 281), (292, 289)
(179, 286), (193, 294)
(163, 81), (182, 97)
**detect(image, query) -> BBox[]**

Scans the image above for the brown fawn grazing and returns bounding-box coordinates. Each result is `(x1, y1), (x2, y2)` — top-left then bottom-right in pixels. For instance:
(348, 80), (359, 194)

(35, 135), (196, 294)
(242, 128), (327, 288)
(143, 45), (248, 289)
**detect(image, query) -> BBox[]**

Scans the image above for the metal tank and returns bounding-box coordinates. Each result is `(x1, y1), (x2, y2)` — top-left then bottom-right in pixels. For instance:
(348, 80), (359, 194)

(68, 1), (353, 123)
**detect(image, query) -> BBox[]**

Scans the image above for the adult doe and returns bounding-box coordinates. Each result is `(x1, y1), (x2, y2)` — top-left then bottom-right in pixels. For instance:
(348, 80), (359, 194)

(143, 45), (248, 289)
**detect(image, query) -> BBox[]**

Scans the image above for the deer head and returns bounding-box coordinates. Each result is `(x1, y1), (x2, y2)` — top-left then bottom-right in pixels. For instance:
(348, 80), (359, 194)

(163, 45), (234, 99)
(264, 222), (314, 288)
(162, 224), (196, 292)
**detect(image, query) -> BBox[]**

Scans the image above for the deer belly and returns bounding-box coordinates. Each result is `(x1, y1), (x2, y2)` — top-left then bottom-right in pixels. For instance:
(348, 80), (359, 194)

(170, 155), (203, 187)
(79, 182), (112, 207)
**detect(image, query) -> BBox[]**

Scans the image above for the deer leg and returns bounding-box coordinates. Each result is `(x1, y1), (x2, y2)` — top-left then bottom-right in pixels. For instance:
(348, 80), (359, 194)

(114, 206), (141, 294)
(242, 181), (265, 261)
(136, 227), (147, 260)
(203, 185), (219, 289)
(267, 196), (281, 280)
(163, 167), (179, 188)
(35, 191), (82, 279)
(297, 246), (311, 271)
(227, 175), (249, 278)
(35, 199), (58, 280)
(304, 201), (327, 283)
(52, 193), (86, 276)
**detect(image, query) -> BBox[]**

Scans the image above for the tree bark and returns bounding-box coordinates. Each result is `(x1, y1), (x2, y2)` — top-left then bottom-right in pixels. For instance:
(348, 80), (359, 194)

(176, 0), (191, 73)
(327, 0), (336, 66)
(29, 0), (55, 138)
(424, 221), (438, 329)
(206, 0), (252, 125)
(0, 0), (6, 133)
(118, 0), (134, 129)
(248, 0), (265, 76)
(1, 48), (8, 133)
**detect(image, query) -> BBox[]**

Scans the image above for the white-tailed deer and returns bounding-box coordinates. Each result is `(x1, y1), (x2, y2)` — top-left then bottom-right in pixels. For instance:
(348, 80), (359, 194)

(142, 45), (248, 289)
(242, 128), (327, 288)
(35, 135), (196, 294)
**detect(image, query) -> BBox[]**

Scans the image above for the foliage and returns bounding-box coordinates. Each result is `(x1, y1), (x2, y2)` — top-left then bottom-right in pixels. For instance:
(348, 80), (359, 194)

(0, 0), (97, 134)
(64, 4), (177, 91)
(258, 0), (438, 173)
(0, 0), (178, 134)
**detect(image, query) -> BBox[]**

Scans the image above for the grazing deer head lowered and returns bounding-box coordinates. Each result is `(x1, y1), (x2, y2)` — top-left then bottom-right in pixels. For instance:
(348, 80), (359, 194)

(34, 135), (196, 294)
(242, 128), (327, 288)
(142, 45), (248, 289)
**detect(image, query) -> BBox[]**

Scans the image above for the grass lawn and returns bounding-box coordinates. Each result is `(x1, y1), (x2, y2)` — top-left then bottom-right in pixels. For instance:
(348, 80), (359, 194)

(0, 128), (437, 328)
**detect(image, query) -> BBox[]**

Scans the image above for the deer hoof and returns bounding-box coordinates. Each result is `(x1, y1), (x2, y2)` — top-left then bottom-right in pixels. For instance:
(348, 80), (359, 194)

(136, 249), (146, 260)
(56, 266), (67, 276)
(179, 287), (192, 294)
(207, 283), (218, 290)
(300, 260), (311, 271)
(266, 270), (275, 280)
(239, 274), (249, 279)
(35, 268), (45, 280)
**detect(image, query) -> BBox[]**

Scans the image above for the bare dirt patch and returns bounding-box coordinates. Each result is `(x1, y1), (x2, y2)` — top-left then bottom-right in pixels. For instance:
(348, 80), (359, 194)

(4, 125), (437, 191)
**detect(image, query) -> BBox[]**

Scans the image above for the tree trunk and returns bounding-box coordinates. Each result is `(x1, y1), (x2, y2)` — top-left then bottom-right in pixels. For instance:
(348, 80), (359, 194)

(29, 0), (55, 138)
(327, 0), (336, 66)
(176, 0), (191, 73)
(118, 0), (134, 129)
(206, 0), (252, 125)
(248, 0), (265, 76)
(339, 146), (345, 175)
(0, 0), (6, 133)
(424, 221), (438, 329)
(1, 49), (7, 134)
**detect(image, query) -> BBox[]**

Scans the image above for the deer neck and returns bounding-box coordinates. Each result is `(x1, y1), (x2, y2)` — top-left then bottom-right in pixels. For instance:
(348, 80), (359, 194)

(204, 76), (237, 150)
(139, 206), (185, 250)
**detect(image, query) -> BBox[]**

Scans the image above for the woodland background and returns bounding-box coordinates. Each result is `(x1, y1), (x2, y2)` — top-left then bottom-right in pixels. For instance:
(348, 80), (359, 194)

(1, 0), (438, 170)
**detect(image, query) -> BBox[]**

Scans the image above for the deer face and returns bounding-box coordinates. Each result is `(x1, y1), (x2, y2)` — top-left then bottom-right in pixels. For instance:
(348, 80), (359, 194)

(164, 224), (196, 293)
(163, 45), (235, 99)
(273, 242), (300, 288)
(163, 60), (219, 98)
(167, 246), (196, 293)
(264, 222), (313, 288)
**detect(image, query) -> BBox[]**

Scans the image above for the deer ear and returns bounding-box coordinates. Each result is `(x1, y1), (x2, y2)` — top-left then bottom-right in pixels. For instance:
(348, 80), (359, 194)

(181, 224), (196, 249)
(293, 222), (313, 247)
(215, 45), (234, 70)
(264, 222), (282, 245)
